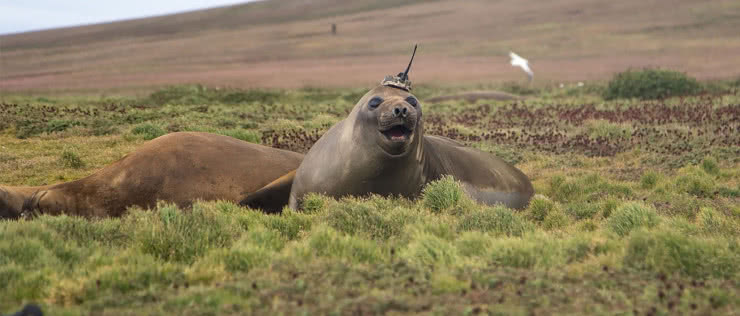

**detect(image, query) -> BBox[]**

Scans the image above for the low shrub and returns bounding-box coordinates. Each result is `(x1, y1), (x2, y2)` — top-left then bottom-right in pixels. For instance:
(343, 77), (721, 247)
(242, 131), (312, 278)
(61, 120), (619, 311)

(59, 149), (85, 169)
(603, 68), (701, 100)
(130, 123), (165, 140)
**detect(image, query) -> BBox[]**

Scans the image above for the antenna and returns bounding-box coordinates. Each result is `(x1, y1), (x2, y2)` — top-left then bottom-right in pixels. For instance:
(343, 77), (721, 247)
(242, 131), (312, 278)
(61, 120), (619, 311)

(400, 44), (417, 81)
(380, 43), (418, 91)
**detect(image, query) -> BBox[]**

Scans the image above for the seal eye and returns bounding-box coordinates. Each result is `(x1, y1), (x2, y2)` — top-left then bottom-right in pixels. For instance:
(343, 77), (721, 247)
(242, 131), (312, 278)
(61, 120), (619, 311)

(405, 96), (418, 107)
(368, 97), (383, 109)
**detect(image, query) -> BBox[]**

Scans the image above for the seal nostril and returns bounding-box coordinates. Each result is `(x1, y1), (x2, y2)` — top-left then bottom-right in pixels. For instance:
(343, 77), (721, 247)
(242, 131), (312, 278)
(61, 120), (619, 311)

(393, 108), (401, 116)
(402, 108), (408, 115)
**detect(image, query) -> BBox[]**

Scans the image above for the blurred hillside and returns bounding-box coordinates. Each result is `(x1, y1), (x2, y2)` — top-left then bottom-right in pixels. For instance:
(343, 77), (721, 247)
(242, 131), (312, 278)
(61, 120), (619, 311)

(1, 0), (739, 92)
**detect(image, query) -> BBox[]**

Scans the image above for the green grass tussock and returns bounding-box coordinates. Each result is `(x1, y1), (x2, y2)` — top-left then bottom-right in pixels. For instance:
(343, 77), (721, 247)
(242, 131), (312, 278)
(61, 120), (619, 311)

(603, 68), (702, 100)
(624, 230), (739, 279)
(457, 206), (532, 237)
(58, 149), (85, 169)
(147, 85), (283, 106)
(607, 202), (660, 237)
(584, 119), (633, 142)
(325, 196), (418, 240)
(675, 165), (717, 198)
(128, 203), (242, 263)
(129, 123), (165, 140)
(401, 231), (457, 268)
(698, 207), (739, 237)
(422, 175), (471, 214)
(487, 233), (595, 269)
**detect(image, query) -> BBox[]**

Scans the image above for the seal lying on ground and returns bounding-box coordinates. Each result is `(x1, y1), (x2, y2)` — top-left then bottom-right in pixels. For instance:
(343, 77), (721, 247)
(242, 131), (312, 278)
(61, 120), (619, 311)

(0, 132), (303, 218)
(247, 46), (533, 210)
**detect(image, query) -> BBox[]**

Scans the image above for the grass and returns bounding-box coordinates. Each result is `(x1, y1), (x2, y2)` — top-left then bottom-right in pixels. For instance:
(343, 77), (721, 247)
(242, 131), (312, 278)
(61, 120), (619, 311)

(0, 83), (739, 315)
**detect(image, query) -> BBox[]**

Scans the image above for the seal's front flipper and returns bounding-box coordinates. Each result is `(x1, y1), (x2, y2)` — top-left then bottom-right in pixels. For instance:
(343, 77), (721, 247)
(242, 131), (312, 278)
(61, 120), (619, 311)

(239, 170), (296, 213)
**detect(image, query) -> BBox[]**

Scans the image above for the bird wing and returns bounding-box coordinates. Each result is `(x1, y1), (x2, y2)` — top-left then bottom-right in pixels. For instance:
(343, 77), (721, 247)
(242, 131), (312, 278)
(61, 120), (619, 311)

(509, 51), (527, 66)
(520, 63), (534, 78)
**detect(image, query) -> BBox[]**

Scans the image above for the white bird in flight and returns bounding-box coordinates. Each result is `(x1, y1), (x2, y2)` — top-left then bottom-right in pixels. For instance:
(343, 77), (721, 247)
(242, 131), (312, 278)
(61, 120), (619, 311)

(509, 51), (533, 82)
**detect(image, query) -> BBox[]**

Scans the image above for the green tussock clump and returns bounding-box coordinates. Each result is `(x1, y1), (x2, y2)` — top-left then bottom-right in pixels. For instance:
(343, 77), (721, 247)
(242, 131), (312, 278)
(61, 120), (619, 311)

(257, 208), (313, 240)
(127, 203), (242, 263)
(698, 207), (739, 237)
(607, 202), (660, 237)
(525, 195), (558, 222)
(422, 175), (471, 214)
(624, 229), (739, 278)
(603, 68), (702, 100)
(147, 85), (282, 106)
(457, 206), (532, 237)
(640, 171), (660, 190)
(401, 231), (457, 267)
(675, 165), (716, 198)
(58, 149), (85, 169)
(487, 233), (594, 269)
(301, 193), (327, 214)
(325, 196), (417, 240)
(181, 125), (261, 143)
(543, 210), (571, 230)
(88, 118), (117, 136)
(565, 202), (601, 220)
(584, 119), (633, 141)
(547, 174), (632, 204)
(130, 123), (165, 140)
(700, 157), (720, 176)
(205, 226), (285, 274)
(299, 225), (385, 264)
(217, 129), (261, 143)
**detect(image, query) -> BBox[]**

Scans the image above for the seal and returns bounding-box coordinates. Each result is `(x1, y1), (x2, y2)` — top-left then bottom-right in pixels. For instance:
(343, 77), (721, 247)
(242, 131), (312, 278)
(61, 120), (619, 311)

(287, 45), (534, 209)
(0, 132), (303, 218)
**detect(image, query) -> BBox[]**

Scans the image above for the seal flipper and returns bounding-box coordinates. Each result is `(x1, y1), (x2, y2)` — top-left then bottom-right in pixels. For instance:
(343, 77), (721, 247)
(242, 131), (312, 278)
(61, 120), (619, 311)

(239, 170), (296, 213)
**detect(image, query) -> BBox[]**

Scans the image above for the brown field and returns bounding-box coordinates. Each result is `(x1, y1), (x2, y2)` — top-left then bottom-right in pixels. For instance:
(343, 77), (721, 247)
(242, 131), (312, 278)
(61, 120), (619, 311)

(1, 0), (740, 93)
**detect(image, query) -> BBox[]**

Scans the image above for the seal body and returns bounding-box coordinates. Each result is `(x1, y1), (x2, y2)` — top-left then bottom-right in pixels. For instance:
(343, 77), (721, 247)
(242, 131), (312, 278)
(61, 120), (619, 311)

(289, 86), (533, 209)
(0, 132), (303, 218)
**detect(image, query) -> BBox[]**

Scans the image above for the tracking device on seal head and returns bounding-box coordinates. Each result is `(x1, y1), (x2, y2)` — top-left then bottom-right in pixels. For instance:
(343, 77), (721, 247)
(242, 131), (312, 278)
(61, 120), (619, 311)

(381, 44), (417, 92)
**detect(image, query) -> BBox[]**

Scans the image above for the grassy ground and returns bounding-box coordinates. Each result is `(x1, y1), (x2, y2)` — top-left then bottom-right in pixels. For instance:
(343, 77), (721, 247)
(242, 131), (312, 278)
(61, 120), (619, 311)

(0, 83), (738, 315)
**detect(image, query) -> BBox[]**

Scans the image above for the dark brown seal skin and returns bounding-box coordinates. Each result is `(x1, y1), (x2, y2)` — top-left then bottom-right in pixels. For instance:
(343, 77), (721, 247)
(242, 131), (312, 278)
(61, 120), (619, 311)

(288, 85), (534, 210)
(239, 170), (296, 213)
(0, 132), (303, 219)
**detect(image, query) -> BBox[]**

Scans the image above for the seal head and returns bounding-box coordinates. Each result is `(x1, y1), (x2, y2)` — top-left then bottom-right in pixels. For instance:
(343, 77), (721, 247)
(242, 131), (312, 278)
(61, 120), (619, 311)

(360, 88), (421, 157)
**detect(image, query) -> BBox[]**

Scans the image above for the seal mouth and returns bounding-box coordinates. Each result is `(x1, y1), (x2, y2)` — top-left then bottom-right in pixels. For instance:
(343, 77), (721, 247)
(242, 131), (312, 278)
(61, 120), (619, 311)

(381, 125), (412, 142)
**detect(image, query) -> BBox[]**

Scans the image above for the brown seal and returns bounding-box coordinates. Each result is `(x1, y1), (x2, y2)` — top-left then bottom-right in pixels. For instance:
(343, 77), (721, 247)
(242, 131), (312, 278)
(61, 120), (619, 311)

(282, 46), (533, 209)
(286, 85), (533, 210)
(0, 132), (303, 218)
